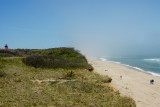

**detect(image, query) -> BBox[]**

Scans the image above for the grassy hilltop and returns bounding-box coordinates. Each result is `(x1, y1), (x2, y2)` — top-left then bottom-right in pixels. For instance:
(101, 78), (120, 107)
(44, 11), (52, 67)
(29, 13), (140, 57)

(0, 48), (136, 107)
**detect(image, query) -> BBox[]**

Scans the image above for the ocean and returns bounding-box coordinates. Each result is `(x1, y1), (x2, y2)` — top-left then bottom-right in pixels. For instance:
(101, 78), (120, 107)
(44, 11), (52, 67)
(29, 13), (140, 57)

(99, 55), (160, 77)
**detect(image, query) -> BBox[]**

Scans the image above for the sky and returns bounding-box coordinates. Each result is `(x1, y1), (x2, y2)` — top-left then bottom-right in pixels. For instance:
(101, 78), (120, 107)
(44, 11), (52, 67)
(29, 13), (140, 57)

(1, 0), (160, 56)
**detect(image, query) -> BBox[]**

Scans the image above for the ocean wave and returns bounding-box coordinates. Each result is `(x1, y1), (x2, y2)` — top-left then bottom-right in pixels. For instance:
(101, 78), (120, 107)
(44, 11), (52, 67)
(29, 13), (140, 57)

(116, 63), (160, 76)
(99, 58), (144, 71)
(120, 63), (144, 71)
(99, 58), (107, 61)
(144, 58), (160, 63)
(147, 71), (160, 77)
(116, 62), (160, 77)
(99, 57), (160, 77)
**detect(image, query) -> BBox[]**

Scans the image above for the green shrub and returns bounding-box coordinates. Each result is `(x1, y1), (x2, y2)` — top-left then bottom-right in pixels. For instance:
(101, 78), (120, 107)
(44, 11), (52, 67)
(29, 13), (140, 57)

(22, 55), (92, 69)
(0, 63), (3, 70)
(42, 47), (87, 60)
(65, 71), (75, 77)
(102, 77), (112, 83)
(0, 71), (6, 77)
(0, 57), (4, 69)
(22, 47), (93, 69)
(0, 53), (14, 57)
(0, 50), (19, 57)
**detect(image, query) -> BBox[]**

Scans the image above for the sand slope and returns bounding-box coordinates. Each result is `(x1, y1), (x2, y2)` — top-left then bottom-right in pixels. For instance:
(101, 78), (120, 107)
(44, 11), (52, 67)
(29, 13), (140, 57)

(88, 58), (160, 107)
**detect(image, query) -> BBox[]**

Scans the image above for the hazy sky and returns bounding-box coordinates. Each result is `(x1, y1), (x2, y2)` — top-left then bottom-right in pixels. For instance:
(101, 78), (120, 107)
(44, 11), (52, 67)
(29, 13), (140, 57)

(1, 0), (160, 56)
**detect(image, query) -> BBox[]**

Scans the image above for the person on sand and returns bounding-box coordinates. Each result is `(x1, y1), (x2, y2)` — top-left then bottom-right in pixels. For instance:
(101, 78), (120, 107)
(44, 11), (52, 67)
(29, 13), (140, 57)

(120, 75), (122, 79)
(150, 79), (154, 84)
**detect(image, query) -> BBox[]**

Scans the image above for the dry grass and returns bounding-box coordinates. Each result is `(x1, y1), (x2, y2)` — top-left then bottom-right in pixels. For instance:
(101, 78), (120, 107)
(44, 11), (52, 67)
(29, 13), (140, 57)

(0, 57), (136, 107)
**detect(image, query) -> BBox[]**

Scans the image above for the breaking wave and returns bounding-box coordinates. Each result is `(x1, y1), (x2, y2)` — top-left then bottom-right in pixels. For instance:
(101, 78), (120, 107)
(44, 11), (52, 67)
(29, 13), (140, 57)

(99, 57), (160, 77)
(144, 58), (160, 63)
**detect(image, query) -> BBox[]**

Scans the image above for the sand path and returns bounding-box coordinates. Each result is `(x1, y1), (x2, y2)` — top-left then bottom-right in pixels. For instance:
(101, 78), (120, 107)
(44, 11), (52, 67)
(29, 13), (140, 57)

(88, 58), (160, 107)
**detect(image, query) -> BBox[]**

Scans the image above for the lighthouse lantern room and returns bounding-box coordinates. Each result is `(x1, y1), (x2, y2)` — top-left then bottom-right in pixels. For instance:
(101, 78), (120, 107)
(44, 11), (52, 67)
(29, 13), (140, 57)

(5, 44), (8, 50)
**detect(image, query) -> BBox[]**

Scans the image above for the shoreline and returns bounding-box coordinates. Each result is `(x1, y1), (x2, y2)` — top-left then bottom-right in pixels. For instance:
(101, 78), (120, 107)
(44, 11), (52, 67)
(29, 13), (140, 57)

(88, 58), (160, 107)
(99, 57), (160, 77)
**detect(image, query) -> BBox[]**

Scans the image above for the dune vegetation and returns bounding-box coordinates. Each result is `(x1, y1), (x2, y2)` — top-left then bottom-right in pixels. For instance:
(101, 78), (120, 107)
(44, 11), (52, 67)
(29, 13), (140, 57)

(0, 48), (136, 107)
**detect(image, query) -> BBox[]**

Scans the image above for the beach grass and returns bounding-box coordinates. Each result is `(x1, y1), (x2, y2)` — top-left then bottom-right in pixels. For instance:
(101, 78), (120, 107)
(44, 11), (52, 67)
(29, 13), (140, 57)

(0, 57), (136, 107)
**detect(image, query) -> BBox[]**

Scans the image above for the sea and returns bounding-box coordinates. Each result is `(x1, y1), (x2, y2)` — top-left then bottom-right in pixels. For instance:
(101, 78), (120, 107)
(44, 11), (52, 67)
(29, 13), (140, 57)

(98, 55), (160, 77)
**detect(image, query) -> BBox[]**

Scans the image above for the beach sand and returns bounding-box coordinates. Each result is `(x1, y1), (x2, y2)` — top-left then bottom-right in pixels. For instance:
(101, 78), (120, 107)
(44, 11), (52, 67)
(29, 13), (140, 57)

(88, 58), (160, 107)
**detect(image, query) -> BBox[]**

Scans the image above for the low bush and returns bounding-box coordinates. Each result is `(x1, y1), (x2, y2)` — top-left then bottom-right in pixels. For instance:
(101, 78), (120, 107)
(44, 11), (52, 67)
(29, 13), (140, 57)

(0, 63), (3, 69)
(0, 57), (4, 69)
(42, 47), (85, 59)
(0, 71), (6, 77)
(0, 50), (19, 57)
(0, 53), (14, 57)
(102, 77), (112, 83)
(22, 47), (93, 69)
(22, 55), (93, 69)
(65, 71), (75, 77)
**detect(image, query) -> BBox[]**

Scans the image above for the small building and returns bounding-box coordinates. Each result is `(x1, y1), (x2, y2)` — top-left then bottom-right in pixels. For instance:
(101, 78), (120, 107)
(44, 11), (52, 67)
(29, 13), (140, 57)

(5, 44), (8, 50)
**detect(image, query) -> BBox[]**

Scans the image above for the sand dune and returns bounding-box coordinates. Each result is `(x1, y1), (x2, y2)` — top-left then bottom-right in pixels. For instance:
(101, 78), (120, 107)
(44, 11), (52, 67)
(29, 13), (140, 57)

(88, 58), (160, 107)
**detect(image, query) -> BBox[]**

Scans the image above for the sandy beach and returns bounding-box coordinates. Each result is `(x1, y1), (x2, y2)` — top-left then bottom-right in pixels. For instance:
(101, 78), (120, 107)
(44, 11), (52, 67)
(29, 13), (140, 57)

(88, 58), (160, 107)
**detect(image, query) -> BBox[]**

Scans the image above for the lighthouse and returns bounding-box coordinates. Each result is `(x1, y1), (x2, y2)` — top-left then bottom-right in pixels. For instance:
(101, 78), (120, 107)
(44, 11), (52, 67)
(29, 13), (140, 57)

(5, 44), (8, 50)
